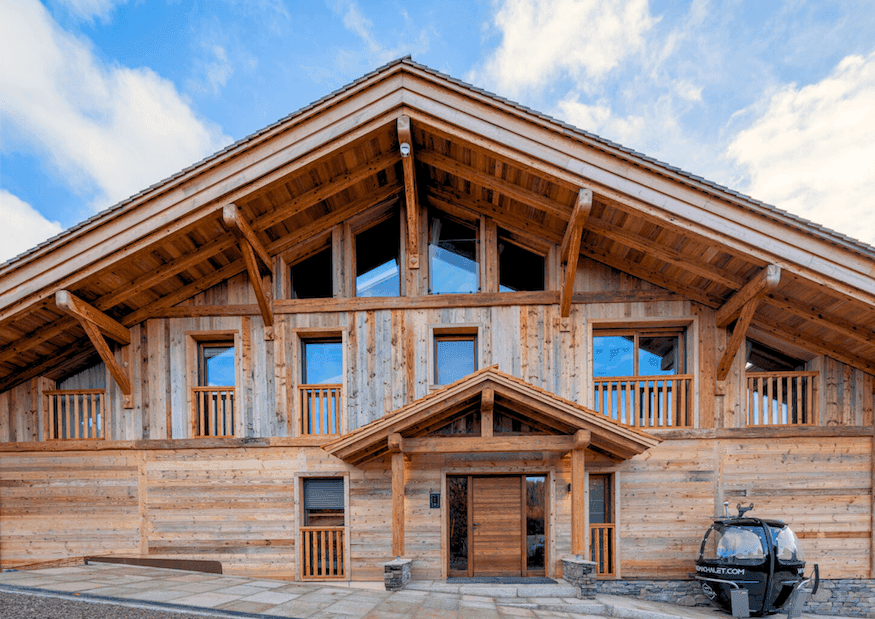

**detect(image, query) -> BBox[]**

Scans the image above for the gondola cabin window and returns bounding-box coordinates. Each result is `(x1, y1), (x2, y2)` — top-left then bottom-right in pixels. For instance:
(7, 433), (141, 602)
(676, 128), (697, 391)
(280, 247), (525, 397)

(300, 338), (343, 435)
(194, 342), (236, 437)
(745, 339), (817, 426)
(592, 328), (692, 427)
(429, 210), (479, 294)
(290, 245), (333, 299)
(301, 478), (346, 579)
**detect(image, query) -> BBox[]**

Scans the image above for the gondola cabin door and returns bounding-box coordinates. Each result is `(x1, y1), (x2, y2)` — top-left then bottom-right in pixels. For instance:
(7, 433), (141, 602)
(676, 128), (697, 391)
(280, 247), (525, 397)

(447, 475), (547, 577)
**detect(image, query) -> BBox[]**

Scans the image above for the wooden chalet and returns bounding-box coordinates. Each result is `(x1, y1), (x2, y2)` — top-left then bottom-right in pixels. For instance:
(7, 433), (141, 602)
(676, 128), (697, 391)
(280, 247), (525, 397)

(1, 57), (873, 588)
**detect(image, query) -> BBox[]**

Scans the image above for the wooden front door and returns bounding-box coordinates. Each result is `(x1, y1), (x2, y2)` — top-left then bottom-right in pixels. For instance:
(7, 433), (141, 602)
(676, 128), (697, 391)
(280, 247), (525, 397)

(471, 476), (523, 576)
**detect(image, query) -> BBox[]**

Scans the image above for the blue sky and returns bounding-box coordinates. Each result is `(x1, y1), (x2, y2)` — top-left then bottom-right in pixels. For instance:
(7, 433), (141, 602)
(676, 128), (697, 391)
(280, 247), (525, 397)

(1, 0), (874, 263)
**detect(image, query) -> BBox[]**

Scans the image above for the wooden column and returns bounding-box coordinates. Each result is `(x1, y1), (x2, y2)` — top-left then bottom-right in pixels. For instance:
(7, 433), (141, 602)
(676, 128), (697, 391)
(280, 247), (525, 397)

(570, 429), (591, 556)
(389, 432), (405, 557)
(480, 388), (494, 438)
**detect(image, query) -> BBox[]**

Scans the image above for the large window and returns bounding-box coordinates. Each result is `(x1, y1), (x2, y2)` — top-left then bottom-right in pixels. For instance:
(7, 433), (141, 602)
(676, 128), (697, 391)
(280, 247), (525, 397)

(498, 229), (545, 292)
(300, 338), (343, 435)
(592, 328), (692, 428)
(429, 211), (479, 294)
(434, 334), (477, 385)
(290, 246), (333, 299)
(355, 212), (400, 297)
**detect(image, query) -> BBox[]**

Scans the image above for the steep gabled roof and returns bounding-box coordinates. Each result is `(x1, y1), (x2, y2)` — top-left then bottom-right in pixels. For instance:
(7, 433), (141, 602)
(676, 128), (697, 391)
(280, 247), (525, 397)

(324, 366), (660, 464)
(1, 57), (874, 389)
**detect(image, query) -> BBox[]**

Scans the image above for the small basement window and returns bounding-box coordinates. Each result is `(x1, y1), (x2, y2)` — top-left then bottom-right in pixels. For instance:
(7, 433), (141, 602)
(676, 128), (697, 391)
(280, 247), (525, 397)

(434, 334), (477, 385)
(355, 212), (400, 297)
(290, 246), (333, 299)
(429, 210), (479, 294)
(498, 230), (545, 291)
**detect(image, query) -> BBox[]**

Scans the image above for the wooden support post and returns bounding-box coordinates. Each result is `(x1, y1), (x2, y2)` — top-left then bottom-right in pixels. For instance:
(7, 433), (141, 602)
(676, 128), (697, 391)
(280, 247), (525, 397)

(480, 387), (494, 438)
(55, 290), (133, 408)
(240, 241), (274, 330)
(716, 264), (781, 327)
(223, 204), (274, 332)
(560, 189), (593, 318)
(390, 432), (405, 557)
(571, 429), (590, 556)
(397, 115), (420, 269)
(715, 265), (781, 381)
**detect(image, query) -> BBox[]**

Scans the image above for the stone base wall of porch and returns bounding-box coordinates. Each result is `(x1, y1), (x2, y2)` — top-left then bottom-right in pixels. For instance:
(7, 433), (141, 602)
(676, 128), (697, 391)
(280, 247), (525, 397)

(595, 579), (875, 618)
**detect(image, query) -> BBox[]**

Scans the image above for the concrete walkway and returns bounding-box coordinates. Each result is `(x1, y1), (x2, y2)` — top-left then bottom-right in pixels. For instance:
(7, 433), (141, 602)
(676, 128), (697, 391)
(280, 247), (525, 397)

(0, 563), (858, 619)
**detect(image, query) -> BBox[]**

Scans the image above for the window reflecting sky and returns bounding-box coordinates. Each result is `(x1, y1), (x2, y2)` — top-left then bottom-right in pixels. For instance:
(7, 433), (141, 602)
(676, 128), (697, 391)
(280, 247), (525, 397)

(204, 346), (235, 386)
(304, 341), (343, 384)
(436, 339), (475, 384)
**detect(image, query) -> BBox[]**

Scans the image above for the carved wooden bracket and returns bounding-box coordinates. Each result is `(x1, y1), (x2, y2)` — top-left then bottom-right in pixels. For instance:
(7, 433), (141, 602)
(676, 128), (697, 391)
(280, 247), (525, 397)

(223, 204), (274, 334)
(397, 115), (420, 269)
(55, 290), (133, 408)
(560, 188), (593, 318)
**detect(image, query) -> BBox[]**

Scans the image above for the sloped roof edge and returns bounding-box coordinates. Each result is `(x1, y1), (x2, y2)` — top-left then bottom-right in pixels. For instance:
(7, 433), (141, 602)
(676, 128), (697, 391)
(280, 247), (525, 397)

(4, 55), (873, 278)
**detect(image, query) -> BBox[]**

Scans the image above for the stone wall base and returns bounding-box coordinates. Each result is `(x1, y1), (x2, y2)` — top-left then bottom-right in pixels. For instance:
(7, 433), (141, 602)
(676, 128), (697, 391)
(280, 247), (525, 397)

(595, 578), (875, 618)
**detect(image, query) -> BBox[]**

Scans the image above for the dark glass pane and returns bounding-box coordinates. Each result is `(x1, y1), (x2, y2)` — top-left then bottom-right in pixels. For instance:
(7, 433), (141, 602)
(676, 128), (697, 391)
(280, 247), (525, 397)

(202, 345), (235, 386)
(746, 339), (804, 372)
(526, 476), (546, 571)
(638, 335), (679, 375)
(435, 338), (476, 384)
(429, 214), (478, 294)
(448, 477), (468, 572)
(356, 214), (400, 297)
(592, 335), (634, 377)
(291, 247), (332, 299)
(303, 340), (343, 384)
(498, 233), (544, 291)
(588, 475), (609, 524)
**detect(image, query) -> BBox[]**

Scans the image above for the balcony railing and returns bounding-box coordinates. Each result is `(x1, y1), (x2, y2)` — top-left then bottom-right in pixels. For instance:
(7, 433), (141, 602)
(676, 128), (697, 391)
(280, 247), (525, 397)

(300, 526), (345, 579)
(747, 371), (818, 426)
(44, 389), (106, 440)
(593, 375), (694, 428)
(192, 386), (236, 437)
(299, 384), (342, 435)
(590, 523), (615, 577)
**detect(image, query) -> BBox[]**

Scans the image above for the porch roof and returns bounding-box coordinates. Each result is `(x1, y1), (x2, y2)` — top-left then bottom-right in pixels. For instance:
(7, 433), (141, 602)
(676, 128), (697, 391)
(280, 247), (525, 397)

(323, 366), (660, 465)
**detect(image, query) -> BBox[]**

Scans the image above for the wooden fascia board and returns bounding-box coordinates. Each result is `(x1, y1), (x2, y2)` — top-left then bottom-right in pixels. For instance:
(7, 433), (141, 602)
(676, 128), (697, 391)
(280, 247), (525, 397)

(399, 88), (875, 305)
(560, 188), (592, 317)
(55, 290), (131, 345)
(716, 264), (782, 327)
(397, 115), (420, 269)
(399, 435), (575, 454)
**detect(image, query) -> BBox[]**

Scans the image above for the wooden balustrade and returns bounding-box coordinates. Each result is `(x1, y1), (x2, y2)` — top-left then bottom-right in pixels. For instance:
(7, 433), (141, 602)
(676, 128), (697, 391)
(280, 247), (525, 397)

(300, 526), (345, 579)
(44, 389), (107, 440)
(191, 387), (236, 437)
(299, 384), (342, 435)
(593, 375), (693, 428)
(747, 371), (818, 426)
(590, 523), (615, 577)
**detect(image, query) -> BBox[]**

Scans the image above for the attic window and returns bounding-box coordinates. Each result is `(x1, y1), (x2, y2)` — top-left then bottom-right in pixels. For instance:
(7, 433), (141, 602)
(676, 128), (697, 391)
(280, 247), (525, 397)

(498, 229), (545, 292)
(290, 246), (332, 299)
(429, 210), (479, 294)
(355, 212), (400, 297)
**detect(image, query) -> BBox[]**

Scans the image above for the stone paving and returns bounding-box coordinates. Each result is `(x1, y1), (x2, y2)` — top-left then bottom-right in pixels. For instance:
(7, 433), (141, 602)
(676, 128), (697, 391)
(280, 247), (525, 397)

(0, 563), (861, 619)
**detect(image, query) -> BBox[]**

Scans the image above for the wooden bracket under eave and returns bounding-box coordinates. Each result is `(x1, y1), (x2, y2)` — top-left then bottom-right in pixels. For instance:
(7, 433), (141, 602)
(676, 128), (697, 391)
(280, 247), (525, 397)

(223, 204), (274, 334)
(397, 115), (420, 270)
(716, 264), (782, 381)
(560, 188), (593, 318)
(55, 290), (134, 408)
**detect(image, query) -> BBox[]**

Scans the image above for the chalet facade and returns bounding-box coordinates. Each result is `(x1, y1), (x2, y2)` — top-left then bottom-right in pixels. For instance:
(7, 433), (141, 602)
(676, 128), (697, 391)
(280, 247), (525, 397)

(1, 58), (873, 602)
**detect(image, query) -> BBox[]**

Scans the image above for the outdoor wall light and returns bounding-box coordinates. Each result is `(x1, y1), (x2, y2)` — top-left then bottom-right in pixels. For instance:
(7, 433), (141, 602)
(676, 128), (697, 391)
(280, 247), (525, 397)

(399, 142), (411, 157)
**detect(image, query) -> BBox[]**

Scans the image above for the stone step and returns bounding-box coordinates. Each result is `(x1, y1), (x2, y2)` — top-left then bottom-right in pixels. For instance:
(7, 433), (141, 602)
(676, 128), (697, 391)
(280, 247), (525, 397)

(457, 583), (580, 598)
(500, 599), (608, 615)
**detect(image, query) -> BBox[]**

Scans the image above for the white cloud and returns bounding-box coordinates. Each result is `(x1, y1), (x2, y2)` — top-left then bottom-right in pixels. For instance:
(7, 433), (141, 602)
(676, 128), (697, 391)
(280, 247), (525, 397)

(188, 44), (235, 96)
(52, 0), (127, 22)
(0, 190), (64, 263)
(728, 51), (875, 246)
(557, 97), (646, 146)
(470, 0), (656, 97)
(0, 1), (231, 211)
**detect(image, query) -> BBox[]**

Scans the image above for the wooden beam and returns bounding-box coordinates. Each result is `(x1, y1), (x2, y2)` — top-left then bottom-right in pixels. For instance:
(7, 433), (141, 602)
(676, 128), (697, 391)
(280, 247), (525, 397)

(717, 296), (758, 382)
(418, 148), (571, 219)
(571, 437), (587, 555)
(223, 204), (272, 276)
(388, 432), (403, 453)
(239, 241), (273, 329)
(716, 264), (781, 327)
(480, 388), (494, 438)
(397, 116), (420, 269)
(55, 290), (130, 345)
(78, 317), (132, 403)
(560, 188), (592, 317)
(401, 435), (575, 454)
(391, 450), (405, 557)
(573, 429), (591, 451)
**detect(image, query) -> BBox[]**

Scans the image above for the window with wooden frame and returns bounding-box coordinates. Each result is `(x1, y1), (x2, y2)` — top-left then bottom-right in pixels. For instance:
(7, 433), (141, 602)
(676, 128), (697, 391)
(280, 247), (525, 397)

(193, 341), (236, 437)
(429, 209), (479, 295)
(592, 327), (692, 428)
(290, 244), (333, 299)
(300, 338), (343, 435)
(745, 339), (817, 426)
(589, 473), (615, 577)
(434, 333), (477, 386)
(354, 210), (401, 297)
(300, 477), (346, 579)
(498, 228), (545, 292)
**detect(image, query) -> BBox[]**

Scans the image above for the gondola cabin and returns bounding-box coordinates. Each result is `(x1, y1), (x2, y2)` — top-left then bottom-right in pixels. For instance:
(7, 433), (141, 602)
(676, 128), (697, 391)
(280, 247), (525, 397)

(0, 58), (873, 616)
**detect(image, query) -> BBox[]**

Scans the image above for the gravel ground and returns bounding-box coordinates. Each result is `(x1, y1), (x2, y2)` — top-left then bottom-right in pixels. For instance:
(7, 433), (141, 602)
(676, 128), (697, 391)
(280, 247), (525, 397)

(0, 590), (239, 619)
